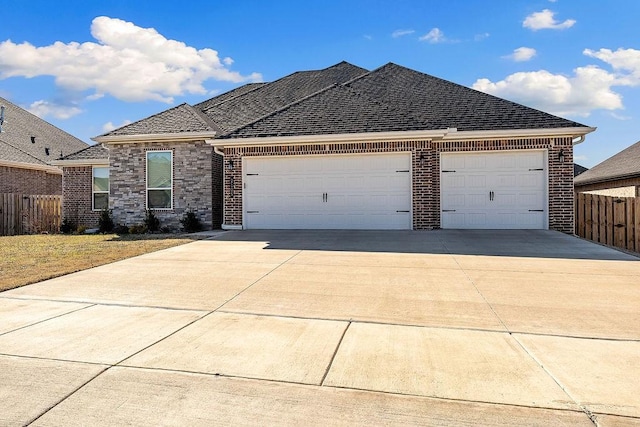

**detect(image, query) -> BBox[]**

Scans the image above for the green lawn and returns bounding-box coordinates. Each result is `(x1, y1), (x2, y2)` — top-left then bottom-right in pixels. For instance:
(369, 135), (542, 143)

(0, 233), (203, 292)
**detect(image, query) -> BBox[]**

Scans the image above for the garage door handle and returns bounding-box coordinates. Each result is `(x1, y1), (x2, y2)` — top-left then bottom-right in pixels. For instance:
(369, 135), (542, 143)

(528, 209), (544, 212)
(489, 191), (494, 201)
(396, 210), (410, 213)
(442, 209), (456, 212)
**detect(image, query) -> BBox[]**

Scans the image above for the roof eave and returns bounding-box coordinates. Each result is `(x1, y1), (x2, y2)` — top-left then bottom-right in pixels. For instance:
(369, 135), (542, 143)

(574, 172), (640, 187)
(441, 127), (596, 142)
(0, 159), (62, 174)
(209, 129), (451, 147)
(50, 158), (109, 167)
(92, 131), (218, 144)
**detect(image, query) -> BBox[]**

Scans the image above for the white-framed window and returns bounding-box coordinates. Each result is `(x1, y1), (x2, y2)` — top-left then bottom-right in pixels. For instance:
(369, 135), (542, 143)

(146, 150), (173, 209)
(92, 167), (109, 211)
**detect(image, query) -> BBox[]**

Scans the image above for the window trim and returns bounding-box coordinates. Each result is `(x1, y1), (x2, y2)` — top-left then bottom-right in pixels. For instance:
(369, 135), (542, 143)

(92, 166), (109, 211)
(146, 150), (174, 210)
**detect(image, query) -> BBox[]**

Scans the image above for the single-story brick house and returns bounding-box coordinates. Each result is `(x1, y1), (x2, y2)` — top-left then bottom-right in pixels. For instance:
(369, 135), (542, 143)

(574, 140), (640, 197)
(59, 62), (595, 232)
(0, 96), (88, 195)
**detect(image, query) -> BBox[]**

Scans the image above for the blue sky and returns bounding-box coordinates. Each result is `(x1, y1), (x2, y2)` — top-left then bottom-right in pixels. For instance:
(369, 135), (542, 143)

(1, 0), (639, 167)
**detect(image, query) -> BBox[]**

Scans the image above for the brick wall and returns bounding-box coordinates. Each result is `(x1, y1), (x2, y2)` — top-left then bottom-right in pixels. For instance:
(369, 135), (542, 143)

(222, 137), (576, 233)
(109, 141), (214, 231)
(62, 166), (100, 228)
(0, 166), (62, 195)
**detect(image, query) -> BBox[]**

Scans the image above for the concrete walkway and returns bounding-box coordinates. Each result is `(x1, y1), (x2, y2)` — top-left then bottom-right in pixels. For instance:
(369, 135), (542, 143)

(1, 230), (638, 426)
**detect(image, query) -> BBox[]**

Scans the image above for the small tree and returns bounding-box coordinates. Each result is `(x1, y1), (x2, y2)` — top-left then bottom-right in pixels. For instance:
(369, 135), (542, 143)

(144, 210), (160, 233)
(180, 209), (203, 233)
(98, 209), (114, 233)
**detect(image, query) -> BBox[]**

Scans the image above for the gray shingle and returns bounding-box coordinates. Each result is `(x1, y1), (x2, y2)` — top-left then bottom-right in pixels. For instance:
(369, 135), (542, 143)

(202, 61), (369, 134)
(222, 63), (588, 139)
(60, 143), (109, 161)
(194, 82), (267, 111)
(101, 103), (219, 137)
(574, 140), (640, 185)
(0, 96), (88, 165)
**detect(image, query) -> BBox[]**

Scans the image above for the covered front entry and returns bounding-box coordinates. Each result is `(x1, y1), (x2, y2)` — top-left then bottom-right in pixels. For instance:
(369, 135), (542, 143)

(440, 150), (547, 229)
(243, 153), (412, 229)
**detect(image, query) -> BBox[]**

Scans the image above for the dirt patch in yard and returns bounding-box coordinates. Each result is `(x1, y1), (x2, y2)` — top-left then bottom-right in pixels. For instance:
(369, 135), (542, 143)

(0, 234), (203, 292)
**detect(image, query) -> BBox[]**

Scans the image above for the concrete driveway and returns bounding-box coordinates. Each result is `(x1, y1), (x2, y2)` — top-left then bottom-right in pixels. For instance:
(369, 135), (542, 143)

(1, 230), (639, 426)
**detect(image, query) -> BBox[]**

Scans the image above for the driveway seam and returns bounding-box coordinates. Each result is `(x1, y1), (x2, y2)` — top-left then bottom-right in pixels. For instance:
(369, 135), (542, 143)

(24, 365), (111, 426)
(320, 321), (351, 386)
(512, 335), (599, 426)
(0, 303), (96, 338)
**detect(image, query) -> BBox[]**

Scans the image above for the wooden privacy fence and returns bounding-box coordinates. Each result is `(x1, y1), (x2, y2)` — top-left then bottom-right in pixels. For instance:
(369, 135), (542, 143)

(575, 193), (640, 253)
(0, 194), (62, 236)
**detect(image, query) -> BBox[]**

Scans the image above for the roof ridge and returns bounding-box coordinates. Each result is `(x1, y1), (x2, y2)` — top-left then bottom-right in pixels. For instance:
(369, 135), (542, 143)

(198, 83), (267, 113)
(99, 102), (197, 137)
(0, 138), (48, 165)
(185, 103), (222, 134)
(221, 83), (343, 137)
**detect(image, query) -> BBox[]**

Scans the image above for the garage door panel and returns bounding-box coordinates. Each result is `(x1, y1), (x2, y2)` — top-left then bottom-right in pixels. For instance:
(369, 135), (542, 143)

(244, 154), (411, 230)
(441, 151), (547, 230)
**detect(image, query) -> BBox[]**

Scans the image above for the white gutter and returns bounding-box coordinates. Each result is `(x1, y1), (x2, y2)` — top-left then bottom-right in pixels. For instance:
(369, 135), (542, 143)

(50, 158), (109, 167)
(440, 127), (596, 142)
(206, 127), (596, 148)
(0, 160), (62, 175)
(92, 131), (218, 144)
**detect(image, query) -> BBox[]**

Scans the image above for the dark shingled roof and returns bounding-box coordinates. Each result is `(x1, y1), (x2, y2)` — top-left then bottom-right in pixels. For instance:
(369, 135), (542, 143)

(0, 96), (88, 165)
(102, 103), (219, 137)
(224, 63), (588, 139)
(96, 61), (590, 141)
(574, 140), (640, 185)
(194, 82), (267, 111)
(200, 61), (369, 134)
(59, 143), (109, 161)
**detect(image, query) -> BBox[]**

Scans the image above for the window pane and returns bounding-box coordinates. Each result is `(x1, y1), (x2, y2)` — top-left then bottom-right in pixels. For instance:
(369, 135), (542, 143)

(93, 167), (109, 192)
(147, 152), (172, 189)
(148, 189), (171, 209)
(94, 193), (108, 210)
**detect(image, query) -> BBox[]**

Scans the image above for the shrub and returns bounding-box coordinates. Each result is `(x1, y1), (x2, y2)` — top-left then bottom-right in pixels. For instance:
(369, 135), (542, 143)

(144, 210), (160, 233)
(180, 210), (202, 233)
(129, 224), (148, 234)
(76, 225), (88, 235)
(113, 224), (129, 235)
(98, 209), (114, 233)
(60, 218), (75, 234)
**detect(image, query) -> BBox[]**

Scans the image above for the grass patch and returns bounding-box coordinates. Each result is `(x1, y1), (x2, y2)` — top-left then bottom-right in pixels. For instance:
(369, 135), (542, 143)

(0, 233), (204, 292)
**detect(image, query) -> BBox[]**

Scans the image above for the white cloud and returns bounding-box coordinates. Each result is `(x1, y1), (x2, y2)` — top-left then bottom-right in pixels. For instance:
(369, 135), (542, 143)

(392, 29), (415, 38)
(473, 67), (622, 117)
(584, 48), (640, 83)
(504, 47), (537, 62)
(474, 32), (490, 42)
(0, 16), (262, 103)
(473, 47), (640, 118)
(419, 28), (446, 43)
(102, 119), (132, 132)
(523, 9), (576, 31)
(27, 100), (82, 119)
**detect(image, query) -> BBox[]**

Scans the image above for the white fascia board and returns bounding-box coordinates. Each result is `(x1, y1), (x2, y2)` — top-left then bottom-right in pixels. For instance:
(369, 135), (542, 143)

(207, 129), (450, 148)
(442, 127), (597, 142)
(92, 131), (218, 144)
(0, 160), (62, 175)
(50, 159), (110, 167)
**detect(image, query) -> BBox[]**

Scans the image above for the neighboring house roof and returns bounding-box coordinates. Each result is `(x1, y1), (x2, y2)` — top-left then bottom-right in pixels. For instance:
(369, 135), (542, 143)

(94, 61), (592, 143)
(574, 163), (589, 177)
(574, 140), (640, 186)
(0, 96), (88, 167)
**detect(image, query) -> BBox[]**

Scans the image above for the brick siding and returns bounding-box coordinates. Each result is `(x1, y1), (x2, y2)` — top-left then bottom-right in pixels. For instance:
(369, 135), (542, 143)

(222, 137), (575, 233)
(62, 166), (100, 228)
(0, 166), (61, 195)
(108, 141), (214, 231)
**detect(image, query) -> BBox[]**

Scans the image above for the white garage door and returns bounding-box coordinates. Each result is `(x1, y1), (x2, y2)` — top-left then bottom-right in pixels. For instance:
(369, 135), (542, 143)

(440, 150), (547, 229)
(243, 153), (412, 229)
